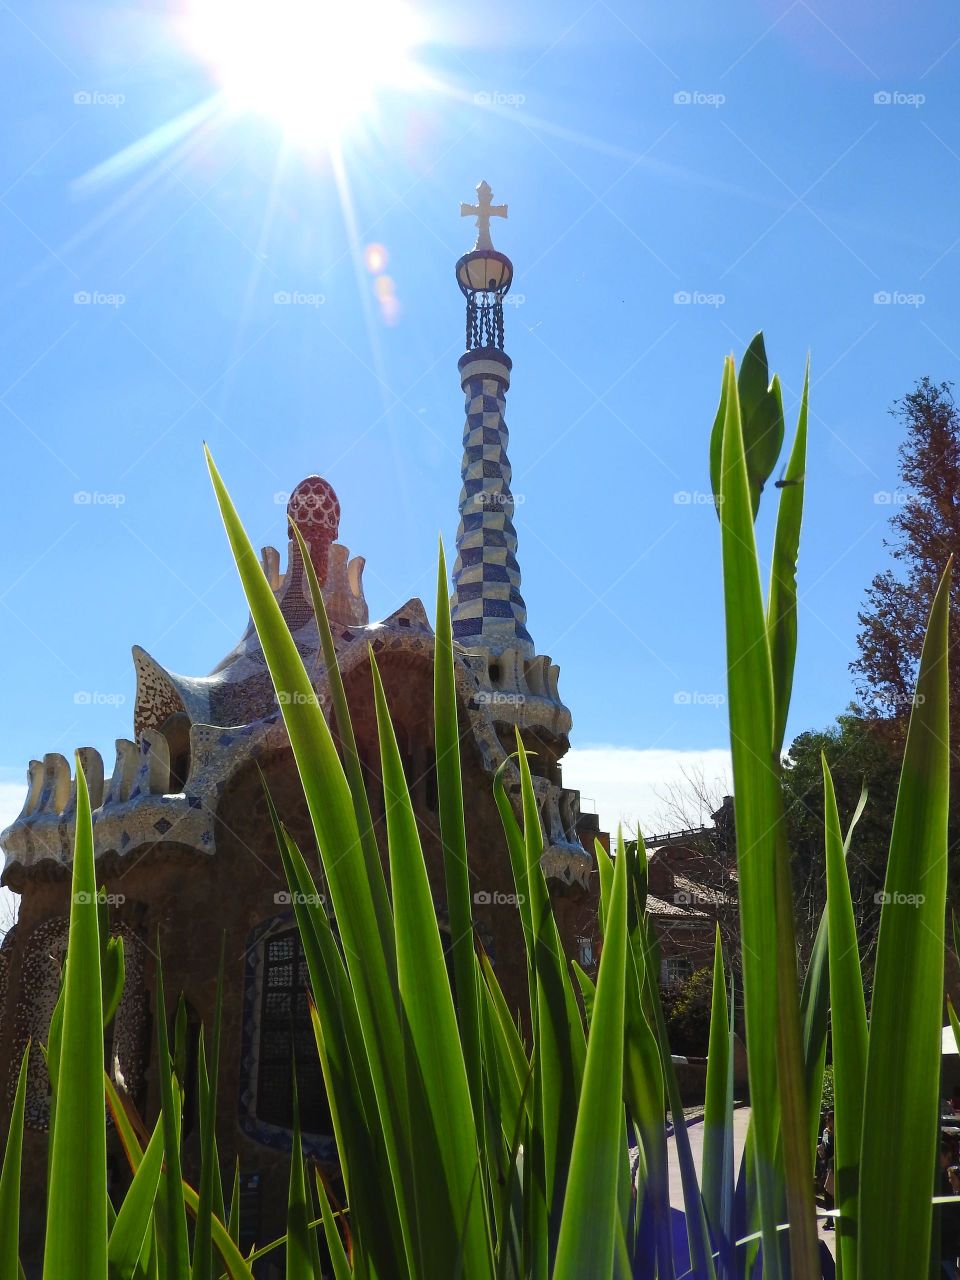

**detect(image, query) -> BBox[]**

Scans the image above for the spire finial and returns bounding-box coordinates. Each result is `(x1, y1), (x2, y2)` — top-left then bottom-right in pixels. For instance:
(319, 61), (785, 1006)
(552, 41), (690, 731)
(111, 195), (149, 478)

(455, 182), (513, 351)
(460, 180), (508, 252)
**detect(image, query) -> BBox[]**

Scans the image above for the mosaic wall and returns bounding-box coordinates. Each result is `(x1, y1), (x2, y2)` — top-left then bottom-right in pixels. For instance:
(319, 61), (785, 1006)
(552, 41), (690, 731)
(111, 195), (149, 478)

(8, 917), (149, 1129)
(0, 928), (12, 1058)
(110, 924), (149, 1106)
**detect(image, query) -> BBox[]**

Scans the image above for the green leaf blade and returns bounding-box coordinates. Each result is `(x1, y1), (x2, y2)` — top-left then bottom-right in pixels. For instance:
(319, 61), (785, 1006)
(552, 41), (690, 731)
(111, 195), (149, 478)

(153, 949), (191, 1280)
(107, 1117), (165, 1279)
(0, 1043), (30, 1280)
(553, 827), (627, 1280)
(859, 561), (953, 1278)
(42, 759), (108, 1280)
(434, 540), (484, 1140)
(701, 927), (730, 1243)
(767, 359), (808, 756)
(822, 754), (868, 1276)
(370, 655), (492, 1280)
(716, 355), (783, 1276)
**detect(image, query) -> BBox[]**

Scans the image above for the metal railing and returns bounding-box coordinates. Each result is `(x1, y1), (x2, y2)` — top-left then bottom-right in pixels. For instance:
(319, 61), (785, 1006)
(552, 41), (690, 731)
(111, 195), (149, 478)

(640, 824), (712, 846)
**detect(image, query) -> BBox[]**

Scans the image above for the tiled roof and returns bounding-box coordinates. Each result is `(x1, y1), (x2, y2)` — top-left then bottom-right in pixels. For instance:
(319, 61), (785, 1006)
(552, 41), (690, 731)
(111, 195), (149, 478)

(672, 873), (736, 907)
(644, 867), (737, 921)
(645, 893), (711, 920)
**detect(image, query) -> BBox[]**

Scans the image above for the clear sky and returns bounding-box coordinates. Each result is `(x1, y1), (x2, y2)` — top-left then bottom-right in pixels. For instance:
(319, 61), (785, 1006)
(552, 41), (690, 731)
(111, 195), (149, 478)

(1, 0), (958, 838)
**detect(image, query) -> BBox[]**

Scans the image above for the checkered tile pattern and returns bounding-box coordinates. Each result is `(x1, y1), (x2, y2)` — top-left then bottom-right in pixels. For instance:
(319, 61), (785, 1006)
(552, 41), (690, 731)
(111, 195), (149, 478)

(451, 360), (534, 653)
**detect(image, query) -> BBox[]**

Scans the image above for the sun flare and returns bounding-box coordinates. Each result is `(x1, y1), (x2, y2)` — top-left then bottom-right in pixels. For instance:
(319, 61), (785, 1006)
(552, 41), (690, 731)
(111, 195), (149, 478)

(180, 0), (426, 144)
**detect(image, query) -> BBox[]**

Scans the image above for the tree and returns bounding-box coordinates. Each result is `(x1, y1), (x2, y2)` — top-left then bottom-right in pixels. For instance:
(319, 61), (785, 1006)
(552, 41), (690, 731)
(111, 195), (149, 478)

(782, 710), (901, 977)
(0, 888), (18, 943)
(850, 376), (960, 927)
(852, 378), (960, 746)
(649, 762), (732, 836)
(664, 966), (714, 1057)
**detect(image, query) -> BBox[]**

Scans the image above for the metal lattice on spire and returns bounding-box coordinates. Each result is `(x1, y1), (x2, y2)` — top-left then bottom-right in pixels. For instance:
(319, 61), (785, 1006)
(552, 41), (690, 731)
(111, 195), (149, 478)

(456, 181), (513, 352)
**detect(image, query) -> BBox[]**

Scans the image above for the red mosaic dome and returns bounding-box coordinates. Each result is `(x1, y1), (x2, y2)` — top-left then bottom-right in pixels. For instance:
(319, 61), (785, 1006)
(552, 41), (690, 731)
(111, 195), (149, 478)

(287, 475), (340, 537)
(287, 475), (340, 585)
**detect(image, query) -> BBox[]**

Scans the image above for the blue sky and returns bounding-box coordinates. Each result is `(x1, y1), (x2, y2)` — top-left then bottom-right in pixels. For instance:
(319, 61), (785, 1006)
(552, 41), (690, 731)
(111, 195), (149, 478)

(2, 0), (959, 836)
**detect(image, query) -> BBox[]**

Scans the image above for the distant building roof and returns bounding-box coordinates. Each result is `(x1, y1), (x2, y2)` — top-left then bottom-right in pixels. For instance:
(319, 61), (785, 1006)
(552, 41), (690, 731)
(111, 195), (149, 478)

(645, 893), (712, 920)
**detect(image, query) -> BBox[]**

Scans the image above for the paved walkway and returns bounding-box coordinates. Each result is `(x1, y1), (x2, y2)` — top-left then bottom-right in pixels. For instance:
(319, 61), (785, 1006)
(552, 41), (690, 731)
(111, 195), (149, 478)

(665, 1106), (837, 1268)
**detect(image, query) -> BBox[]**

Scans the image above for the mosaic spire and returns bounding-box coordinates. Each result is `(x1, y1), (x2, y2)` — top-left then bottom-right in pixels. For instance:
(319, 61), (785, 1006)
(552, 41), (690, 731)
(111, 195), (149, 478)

(451, 186), (534, 655)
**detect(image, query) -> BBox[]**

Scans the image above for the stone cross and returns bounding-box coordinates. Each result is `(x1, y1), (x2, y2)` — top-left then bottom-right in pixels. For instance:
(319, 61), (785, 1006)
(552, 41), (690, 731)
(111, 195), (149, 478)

(460, 180), (507, 252)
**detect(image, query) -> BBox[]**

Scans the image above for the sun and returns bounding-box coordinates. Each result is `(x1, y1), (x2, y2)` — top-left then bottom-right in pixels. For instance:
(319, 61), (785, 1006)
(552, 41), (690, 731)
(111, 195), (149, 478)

(180, 0), (426, 144)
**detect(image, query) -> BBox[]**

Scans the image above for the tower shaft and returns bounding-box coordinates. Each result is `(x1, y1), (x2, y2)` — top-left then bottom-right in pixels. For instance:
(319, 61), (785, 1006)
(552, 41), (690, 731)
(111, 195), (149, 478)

(450, 349), (533, 655)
